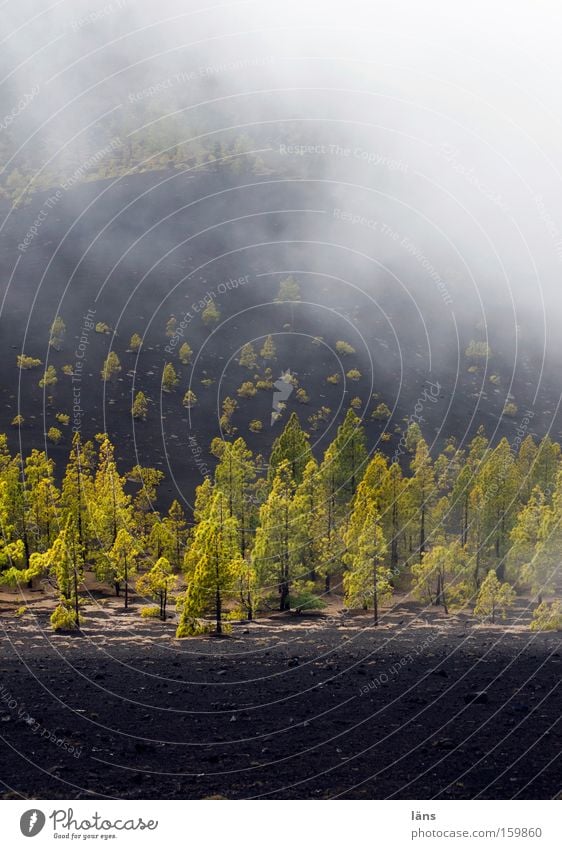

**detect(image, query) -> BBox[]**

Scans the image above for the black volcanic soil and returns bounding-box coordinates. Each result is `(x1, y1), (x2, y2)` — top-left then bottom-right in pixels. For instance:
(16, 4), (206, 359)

(0, 589), (560, 800)
(1, 168), (561, 507)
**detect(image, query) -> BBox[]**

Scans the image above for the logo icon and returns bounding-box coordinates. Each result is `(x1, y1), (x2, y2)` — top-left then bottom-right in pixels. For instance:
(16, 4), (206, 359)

(20, 810), (46, 837)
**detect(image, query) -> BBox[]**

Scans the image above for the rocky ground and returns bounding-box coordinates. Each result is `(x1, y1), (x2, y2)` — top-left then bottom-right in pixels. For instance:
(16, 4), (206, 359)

(0, 588), (560, 800)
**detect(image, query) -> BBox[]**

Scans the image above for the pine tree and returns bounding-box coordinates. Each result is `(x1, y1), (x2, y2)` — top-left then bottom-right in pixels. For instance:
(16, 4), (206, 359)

(45, 517), (84, 629)
(380, 462), (407, 576)
(129, 333), (142, 352)
(39, 365), (57, 389)
(136, 557), (177, 620)
(49, 315), (66, 350)
(292, 458), (326, 582)
(268, 412), (312, 485)
(183, 389), (197, 408)
(163, 499), (188, 570)
(408, 437), (436, 565)
(101, 352), (121, 382)
(343, 501), (390, 624)
(177, 489), (240, 634)
(477, 438), (519, 579)
(411, 541), (470, 613)
(450, 427), (489, 545)
(516, 471), (562, 602)
(254, 461), (298, 610)
(532, 436), (561, 495)
(275, 276), (301, 302)
(508, 487), (546, 586)
(166, 316), (177, 338)
(162, 362), (178, 392)
(202, 299), (220, 326)
(129, 465), (164, 536)
(23, 449), (60, 553)
(61, 433), (95, 558)
(324, 408), (367, 503)
(238, 342), (257, 369)
(474, 569), (516, 623)
(132, 391), (148, 420)
(106, 528), (140, 609)
(467, 483), (487, 588)
(179, 342), (192, 365)
(235, 556), (259, 620)
(214, 437), (256, 555)
(91, 435), (131, 590)
(260, 335), (276, 360)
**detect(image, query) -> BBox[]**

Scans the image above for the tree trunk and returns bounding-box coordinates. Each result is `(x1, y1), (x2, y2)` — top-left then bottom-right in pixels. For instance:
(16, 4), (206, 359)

(114, 581), (121, 597)
(215, 586), (222, 634)
(391, 502), (399, 573)
(419, 506), (426, 563)
(373, 558), (379, 626)
(124, 557), (129, 609)
(325, 574), (331, 594)
(73, 568), (80, 627)
(435, 573), (442, 606)
(279, 581), (290, 611)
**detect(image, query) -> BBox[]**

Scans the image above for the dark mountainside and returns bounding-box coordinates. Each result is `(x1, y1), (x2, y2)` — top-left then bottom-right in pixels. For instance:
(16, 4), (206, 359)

(0, 167), (559, 509)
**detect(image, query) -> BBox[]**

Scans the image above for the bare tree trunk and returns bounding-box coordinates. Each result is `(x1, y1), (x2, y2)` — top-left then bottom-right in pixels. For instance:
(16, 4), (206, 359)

(373, 558), (379, 626)
(74, 568), (80, 627)
(215, 586), (222, 634)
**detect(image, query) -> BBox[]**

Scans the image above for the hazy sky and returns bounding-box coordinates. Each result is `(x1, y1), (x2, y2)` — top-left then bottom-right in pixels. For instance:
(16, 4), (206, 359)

(2, 0), (562, 339)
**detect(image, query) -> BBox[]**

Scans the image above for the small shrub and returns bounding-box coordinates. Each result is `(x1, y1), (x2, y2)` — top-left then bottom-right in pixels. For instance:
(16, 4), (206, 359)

(346, 368), (361, 381)
(39, 365), (57, 388)
(296, 388), (309, 404)
(237, 381), (257, 398)
(202, 299), (220, 326)
(183, 390), (198, 409)
(326, 373), (341, 384)
(165, 316), (177, 338)
(465, 340), (492, 360)
(140, 605), (160, 618)
(62, 364), (74, 376)
(101, 352), (121, 381)
(51, 604), (78, 631)
(132, 391), (148, 420)
(336, 341), (355, 355)
(129, 333), (143, 352)
(55, 413), (70, 425)
(372, 402), (391, 420)
(11, 415), (24, 427)
(47, 427), (62, 444)
(161, 362), (179, 391)
(503, 402), (518, 418)
(249, 419), (263, 433)
(17, 354), (42, 370)
(179, 342), (192, 365)
(49, 316), (65, 350)
(530, 600), (561, 631)
(95, 322), (111, 334)
(176, 617), (215, 638)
